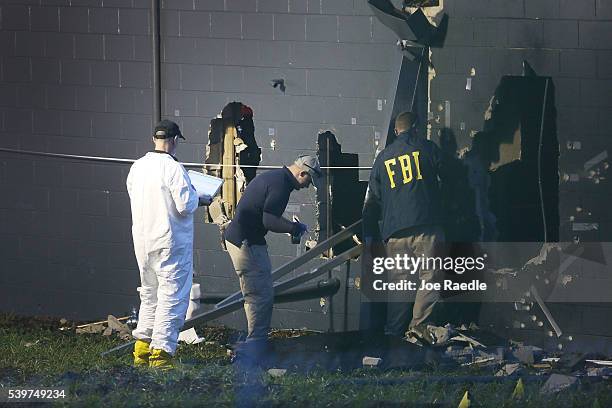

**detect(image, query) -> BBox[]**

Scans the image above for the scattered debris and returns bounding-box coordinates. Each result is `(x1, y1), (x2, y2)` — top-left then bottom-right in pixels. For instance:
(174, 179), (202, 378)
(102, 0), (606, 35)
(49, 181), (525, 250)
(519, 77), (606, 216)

(512, 345), (543, 364)
(587, 367), (612, 377)
(540, 374), (578, 394)
(495, 363), (521, 377)
(457, 390), (471, 408)
(362, 356), (383, 367)
(107, 315), (130, 334)
(268, 368), (287, 378)
(511, 378), (525, 399)
(75, 323), (105, 335)
(178, 327), (206, 345)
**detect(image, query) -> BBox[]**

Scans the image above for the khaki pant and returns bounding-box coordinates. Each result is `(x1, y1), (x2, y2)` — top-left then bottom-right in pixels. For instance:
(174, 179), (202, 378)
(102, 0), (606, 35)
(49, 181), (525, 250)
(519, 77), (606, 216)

(385, 225), (445, 336)
(226, 240), (273, 341)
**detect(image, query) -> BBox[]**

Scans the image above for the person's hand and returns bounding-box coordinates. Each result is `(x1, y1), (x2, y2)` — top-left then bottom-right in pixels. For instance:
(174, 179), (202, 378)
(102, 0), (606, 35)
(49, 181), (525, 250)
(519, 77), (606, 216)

(293, 221), (308, 237)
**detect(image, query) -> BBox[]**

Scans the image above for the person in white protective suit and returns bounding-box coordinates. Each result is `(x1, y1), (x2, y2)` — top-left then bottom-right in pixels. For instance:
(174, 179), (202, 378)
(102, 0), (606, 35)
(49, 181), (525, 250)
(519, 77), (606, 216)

(126, 119), (200, 369)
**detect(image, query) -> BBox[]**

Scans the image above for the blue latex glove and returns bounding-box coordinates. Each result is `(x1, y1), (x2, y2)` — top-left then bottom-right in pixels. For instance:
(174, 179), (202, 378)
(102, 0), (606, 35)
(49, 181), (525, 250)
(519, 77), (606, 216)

(293, 221), (308, 236)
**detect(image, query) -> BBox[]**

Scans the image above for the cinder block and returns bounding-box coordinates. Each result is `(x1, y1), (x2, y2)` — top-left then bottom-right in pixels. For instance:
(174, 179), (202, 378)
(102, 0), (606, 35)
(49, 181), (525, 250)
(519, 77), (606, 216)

(161, 0), (194, 10)
(210, 12), (242, 39)
(33, 159), (63, 188)
(194, 0), (225, 11)
(91, 61), (120, 86)
(226, 39), (259, 66)
(453, 0), (490, 18)
(120, 61), (151, 88)
(259, 40), (291, 67)
(77, 189), (109, 216)
(371, 17), (398, 43)
(543, 20), (579, 49)
(90, 163), (126, 192)
(61, 60), (91, 85)
(444, 17), (474, 46)
(3, 158), (35, 186)
(161, 10), (180, 36)
(92, 111), (120, 138)
(15, 32), (46, 57)
(226, 0), (256, 12)
(70, 0), (102, 6)
(560, 49), (596, 78)
(473, 18), (507, 47)
(488, 49), (522, 76)
(195, 91), (229, 117)
(161, 63), (181, 90)
(1, 5), (30, 31)
(488, 0), (525, 18)
(107, 87), (137, 113)
(133, 88), (152, 114)
(596, 0), (612, 18)
(455, 47), (491, 76)
(597, 50), (612, 78)
(308, 69), (389, 98)
(75, 34), (104, 59)
(353, 97), (384, 127)
(560, 0), (596, 19)
(77, 86), (107, 112)
(211, 65), (244, 92)
(526, 0), (560, 19)
(291, 0), (309, 13)
(179, 11), (210, 37)
(120, 113), (149, 140)
(164, 89), (197, 116)
(109, 191), (130, 217)
(291, 42), (344, 69)
(306, 15), (337, 42)
(580, 21), (612, 49)
(580, 78), (612, 108)
(46, 85), (77, 110)
(507, 20), (543, 48)
(59, 6), (89, 33)
(16, 85), (45, 109)
(3, 57), (30, 82)
(119, 8), (150, 35)
(274, 14), (305, 41)
(321, 0), (353, 15)
(89, 7), (119, 34)
(44, 32), (74, 58)
(0, 32), (16, 57)
(257, 0), (288, 13)
(338, 15), (372, 43)
(181, 64), (212, 91)
(105, 35), (134, 60)
(241, 13), (273, 40)
(33, 110), (61, 134)
(133, 36), (152, 61)
(30, 7), (59, 33)
(61, 110), (92, 139)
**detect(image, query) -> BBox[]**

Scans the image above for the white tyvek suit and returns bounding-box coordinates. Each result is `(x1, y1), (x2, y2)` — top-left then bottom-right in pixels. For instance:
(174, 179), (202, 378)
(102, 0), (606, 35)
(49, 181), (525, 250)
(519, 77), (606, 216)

(127, 151), (199, 354)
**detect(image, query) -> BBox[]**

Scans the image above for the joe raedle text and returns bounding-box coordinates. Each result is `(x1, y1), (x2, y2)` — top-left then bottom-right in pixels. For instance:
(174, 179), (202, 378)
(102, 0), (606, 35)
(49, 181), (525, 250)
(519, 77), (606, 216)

(372, 279), (488, 292)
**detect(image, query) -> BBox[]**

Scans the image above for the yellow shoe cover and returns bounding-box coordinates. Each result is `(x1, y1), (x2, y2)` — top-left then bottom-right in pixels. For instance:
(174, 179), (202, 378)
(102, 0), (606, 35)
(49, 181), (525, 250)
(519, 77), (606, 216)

(149, 348), (175, 370)
(133, 340), (151, 367)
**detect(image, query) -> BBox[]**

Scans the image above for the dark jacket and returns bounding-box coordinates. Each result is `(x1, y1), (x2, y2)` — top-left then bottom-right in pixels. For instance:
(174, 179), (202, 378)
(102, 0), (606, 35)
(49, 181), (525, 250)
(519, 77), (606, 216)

(363, 130), (444, 241)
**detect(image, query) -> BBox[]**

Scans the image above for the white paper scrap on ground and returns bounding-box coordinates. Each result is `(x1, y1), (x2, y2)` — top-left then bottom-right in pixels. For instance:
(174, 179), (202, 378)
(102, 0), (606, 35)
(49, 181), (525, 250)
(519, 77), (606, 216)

(179, 327), (205, 344)
(187, 170), (223, 203)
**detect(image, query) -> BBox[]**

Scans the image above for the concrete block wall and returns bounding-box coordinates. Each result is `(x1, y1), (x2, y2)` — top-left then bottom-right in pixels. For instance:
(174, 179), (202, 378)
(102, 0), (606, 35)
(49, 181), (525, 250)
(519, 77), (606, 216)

(0, 0), (396, 329)
(428, 0), (612, 340)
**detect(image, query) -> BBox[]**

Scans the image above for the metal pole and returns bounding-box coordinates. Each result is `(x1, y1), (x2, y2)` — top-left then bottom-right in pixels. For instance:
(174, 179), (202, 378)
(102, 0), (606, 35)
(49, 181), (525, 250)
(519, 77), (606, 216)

(151, 0), (161, 124)
(343, 259), (350, 331)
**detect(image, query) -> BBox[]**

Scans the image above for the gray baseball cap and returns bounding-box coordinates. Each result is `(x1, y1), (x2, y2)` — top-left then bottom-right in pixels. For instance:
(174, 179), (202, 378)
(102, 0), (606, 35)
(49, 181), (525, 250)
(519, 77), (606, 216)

(294, 155), (322, 178)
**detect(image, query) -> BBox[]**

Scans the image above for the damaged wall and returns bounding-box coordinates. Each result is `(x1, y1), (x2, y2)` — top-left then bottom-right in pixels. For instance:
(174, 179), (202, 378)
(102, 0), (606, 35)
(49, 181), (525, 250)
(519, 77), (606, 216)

(428, 1), (612, 340)
(0, 0), (396, 329)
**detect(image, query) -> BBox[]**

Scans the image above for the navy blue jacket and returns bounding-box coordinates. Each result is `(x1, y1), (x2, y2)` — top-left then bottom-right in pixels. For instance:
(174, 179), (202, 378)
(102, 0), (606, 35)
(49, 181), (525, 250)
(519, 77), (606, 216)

(363, 130), (444, 241)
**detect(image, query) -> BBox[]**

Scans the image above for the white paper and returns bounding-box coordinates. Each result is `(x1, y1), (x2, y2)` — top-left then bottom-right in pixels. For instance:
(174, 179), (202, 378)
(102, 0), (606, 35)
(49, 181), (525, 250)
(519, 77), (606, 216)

(188, 170), (223, 203)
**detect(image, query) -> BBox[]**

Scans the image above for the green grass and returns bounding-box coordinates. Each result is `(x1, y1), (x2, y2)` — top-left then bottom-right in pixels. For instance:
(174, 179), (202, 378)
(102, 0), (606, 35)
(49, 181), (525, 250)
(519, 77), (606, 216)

(1, 315), (611, 407)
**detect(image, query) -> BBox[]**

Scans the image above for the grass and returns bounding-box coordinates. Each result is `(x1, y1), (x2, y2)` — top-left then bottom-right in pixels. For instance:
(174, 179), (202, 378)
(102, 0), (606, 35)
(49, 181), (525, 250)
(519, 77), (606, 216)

(1, 314), (611, 407)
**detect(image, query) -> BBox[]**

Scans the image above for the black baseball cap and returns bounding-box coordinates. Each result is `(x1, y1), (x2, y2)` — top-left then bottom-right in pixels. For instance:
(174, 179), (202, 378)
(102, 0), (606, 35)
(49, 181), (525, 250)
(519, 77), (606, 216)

(154, 119), (185, 140)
